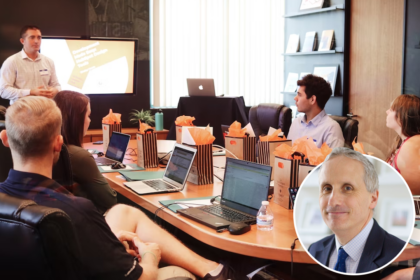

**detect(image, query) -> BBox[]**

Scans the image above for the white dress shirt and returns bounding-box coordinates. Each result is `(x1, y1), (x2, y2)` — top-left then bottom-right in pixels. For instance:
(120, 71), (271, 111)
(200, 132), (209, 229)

(0, 50), (61, 104)
(328, 218), (374, 273)
(287, 110), (344, 148)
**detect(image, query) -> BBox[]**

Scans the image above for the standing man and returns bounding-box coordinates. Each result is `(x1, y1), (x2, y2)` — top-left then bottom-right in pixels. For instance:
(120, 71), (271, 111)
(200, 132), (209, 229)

(0, 25), (61, 104)
(287, 74), (344, 148)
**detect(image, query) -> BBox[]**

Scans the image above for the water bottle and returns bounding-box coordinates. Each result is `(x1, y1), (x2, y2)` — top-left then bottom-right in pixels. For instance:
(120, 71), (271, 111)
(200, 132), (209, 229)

(256, 201), (274, 231)
(155, 109), (164, 131)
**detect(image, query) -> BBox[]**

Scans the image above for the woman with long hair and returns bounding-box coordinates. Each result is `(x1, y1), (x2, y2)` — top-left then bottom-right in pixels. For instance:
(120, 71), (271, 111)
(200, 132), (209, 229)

(54, 90), (117, 213)
(386, 94), (420, 194)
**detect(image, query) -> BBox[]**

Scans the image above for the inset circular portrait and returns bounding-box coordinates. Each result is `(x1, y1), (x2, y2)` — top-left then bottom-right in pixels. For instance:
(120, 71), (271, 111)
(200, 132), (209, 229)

(294, 147), (415, 276)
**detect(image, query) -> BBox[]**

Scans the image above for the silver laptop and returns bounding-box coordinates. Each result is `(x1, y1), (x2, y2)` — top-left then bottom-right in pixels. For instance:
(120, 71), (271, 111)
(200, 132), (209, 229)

(124, 144), (197, 194)
(95, 132), (131, 166)
(187, 78), (216, 96)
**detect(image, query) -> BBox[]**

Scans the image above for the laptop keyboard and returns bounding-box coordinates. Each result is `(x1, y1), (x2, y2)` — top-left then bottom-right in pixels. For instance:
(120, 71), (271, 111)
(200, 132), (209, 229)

(200, 205), (255, 223)
(143, 180), (177, 191)
(95, 157), (116, 165)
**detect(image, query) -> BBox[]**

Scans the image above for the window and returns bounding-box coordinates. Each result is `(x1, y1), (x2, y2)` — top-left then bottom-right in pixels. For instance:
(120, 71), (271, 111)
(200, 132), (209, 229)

(151, 0), (285, 108)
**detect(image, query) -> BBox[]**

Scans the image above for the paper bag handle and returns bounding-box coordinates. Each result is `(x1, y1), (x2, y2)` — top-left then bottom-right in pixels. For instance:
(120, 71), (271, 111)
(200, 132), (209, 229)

(145, 128), (154, 134)
(291, 151), (305, 161)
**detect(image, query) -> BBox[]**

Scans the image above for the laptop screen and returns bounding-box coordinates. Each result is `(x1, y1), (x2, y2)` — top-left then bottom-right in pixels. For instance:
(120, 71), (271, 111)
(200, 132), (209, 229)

(164, 145), (196, 184)
(221, 158), (272, 211)
(105, 132), (131, 162)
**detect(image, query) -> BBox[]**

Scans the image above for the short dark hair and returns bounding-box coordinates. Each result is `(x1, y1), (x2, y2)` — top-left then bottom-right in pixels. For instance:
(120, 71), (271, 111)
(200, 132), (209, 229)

(20, 25), (41, 39)
(54, 91), (90, 147)
(297, 74), (332, 110)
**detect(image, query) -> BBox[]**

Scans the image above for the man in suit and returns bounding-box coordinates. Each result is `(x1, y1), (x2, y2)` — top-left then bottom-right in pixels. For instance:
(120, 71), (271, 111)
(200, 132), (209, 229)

(308, 147), (406, 274)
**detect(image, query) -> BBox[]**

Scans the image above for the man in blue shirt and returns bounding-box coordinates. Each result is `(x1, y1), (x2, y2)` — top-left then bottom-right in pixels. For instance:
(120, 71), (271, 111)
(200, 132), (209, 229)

(0, 96), (235, 280)
(287, 74), (344, 148)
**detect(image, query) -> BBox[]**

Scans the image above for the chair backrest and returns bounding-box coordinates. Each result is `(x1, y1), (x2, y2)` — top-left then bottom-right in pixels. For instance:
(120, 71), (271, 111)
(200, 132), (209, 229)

(329, 115), (359, 148)
(0, 193), (85, 280)
(249, 103), (292, 139)
(0, 122), (73, 185)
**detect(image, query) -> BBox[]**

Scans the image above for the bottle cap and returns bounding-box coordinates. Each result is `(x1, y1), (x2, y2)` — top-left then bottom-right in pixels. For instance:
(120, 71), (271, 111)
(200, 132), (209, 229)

(262, 201), (269, 206)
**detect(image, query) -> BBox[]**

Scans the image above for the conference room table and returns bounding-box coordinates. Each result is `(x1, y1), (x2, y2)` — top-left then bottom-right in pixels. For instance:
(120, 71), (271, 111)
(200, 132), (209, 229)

(84, 140), (420, 264)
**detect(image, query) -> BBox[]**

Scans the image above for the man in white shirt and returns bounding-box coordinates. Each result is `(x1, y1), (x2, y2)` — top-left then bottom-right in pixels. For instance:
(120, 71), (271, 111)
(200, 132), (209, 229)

(287, 74), (344, 148)
(0, 25), (61, 104)
(308, 148), (405, 274)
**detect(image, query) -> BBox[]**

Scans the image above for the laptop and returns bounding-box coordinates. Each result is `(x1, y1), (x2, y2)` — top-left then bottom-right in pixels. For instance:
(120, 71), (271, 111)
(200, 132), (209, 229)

(123, 144), (197, 194)
(177, 158), (272, 230)
(95, 132), (131, 166)
(414, 196), (420, 220)
(187, 78), (216, 97)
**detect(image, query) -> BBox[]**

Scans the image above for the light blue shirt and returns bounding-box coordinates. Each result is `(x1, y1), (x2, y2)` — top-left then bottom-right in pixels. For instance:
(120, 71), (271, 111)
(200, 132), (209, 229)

(287, 110), (344, 148)
(328, 218), (374, 273)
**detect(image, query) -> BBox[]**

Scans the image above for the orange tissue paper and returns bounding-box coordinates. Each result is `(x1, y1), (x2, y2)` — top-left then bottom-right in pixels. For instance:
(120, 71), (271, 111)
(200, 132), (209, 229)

(102, 109), (121, 124)
(139, 120), (153, 134)
(175, 116), (195, 126)
(259, 129), (286, 142)
(227, 121), (247, 137)
(188, 126), (215, 145)
(274, 144), (293, 159)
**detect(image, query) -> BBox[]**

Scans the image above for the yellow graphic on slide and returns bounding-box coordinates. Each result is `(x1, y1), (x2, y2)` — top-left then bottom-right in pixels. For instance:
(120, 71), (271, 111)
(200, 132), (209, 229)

(65, 40), (134, 93)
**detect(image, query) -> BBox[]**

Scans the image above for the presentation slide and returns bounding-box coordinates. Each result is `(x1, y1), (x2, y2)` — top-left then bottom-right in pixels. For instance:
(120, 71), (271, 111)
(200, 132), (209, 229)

(41, 38), (135, 94)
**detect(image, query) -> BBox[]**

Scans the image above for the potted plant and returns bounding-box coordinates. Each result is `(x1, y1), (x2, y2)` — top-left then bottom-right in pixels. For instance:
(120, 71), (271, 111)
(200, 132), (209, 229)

(130, 109), (155, 130)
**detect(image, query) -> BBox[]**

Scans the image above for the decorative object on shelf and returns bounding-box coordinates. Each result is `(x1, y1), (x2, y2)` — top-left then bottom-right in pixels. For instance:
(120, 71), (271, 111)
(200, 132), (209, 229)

(299, 0), (325, 11)
(318, 30), (335, 51)
(302, 31), (318, 52)
(286, 34), (300, 53)
(284, 73), (299, 93)
(130, 109), (155, 129)
(313, 64), (339, 96)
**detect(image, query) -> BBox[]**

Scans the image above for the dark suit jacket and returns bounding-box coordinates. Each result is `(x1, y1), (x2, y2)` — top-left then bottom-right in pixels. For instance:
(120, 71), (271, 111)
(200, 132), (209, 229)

(308, 219), (406, 273)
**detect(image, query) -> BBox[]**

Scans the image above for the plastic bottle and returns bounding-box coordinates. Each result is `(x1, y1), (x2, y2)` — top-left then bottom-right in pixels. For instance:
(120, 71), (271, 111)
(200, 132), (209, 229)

(155, 109), (164, 131)
(256, 201), (274, 231)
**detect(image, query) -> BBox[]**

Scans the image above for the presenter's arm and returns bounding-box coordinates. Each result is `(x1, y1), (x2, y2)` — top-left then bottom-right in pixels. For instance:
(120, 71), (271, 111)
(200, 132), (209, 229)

(47, 61), (61, 97)
(0, 58), (31, 100)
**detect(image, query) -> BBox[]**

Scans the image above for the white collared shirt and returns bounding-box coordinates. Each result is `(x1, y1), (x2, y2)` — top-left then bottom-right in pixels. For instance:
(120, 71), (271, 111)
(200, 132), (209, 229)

(328, 218), (374, 273)
(287, 110), (344, 148)
(0, 50), (61, 104)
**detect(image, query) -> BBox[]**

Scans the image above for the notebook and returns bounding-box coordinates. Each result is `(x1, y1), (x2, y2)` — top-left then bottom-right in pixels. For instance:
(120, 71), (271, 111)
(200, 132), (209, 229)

(123, 144), (197, 194)
(177, 158), (272, 230)
(187, 78), (216, 97)
(95, 132), (131, 166)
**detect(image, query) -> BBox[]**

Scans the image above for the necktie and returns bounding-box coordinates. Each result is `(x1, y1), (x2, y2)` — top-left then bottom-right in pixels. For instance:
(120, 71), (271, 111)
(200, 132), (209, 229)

(334, 247), (349, 273)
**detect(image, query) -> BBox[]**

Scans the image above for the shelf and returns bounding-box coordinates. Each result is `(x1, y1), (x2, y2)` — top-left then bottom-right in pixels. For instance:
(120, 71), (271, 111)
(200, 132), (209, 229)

(282, 49), (343, 56)
(283, 4), (344, 18)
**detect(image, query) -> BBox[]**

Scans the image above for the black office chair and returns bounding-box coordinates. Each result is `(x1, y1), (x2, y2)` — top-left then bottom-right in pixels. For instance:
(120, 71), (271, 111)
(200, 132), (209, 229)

(329, 115), (359, 148)
(0, 193), (85, 280)
(249, 103), (292, 139)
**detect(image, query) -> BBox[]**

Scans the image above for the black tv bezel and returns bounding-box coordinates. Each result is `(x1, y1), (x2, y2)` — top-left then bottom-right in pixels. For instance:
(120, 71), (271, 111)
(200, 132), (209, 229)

(41, 36), (138, 96)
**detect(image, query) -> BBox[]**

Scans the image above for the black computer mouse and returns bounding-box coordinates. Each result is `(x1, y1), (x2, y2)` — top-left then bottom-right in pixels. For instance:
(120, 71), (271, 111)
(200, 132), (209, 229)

(111, 162), (126, 169)
(228, 222), (251, 235)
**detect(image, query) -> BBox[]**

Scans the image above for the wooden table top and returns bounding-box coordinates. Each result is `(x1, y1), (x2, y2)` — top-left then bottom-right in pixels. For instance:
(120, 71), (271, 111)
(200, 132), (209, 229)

(84, 140), (420, 263)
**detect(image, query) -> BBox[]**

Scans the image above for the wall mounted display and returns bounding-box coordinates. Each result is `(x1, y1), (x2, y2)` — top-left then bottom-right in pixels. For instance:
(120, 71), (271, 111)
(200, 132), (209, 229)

(302, 31), (318, 52)
(284, 73), (299, 93)
(286, 34), (300, 53)
(318, 30), (335, 51)
(299, 0), (325, 11)
(313, 65), (339, 95)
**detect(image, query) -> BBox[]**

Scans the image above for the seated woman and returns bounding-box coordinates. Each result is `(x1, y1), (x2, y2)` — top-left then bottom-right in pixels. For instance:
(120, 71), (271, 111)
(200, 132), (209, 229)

(54, 91), (117, 213)
(386, 94), (420, 194)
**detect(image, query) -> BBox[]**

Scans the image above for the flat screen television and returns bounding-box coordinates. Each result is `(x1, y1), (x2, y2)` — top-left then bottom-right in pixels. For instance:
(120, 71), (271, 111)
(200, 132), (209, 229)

(41, 37), (137, 95)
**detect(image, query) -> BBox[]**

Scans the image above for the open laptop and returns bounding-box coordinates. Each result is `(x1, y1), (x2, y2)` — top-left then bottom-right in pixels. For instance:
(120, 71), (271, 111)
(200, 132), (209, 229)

(177, 158), (272, 230)
(123, 144), (197, 194)
(187, 78), (216, 97)
(95, 132), (131, 166)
